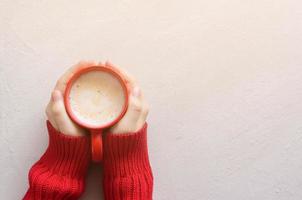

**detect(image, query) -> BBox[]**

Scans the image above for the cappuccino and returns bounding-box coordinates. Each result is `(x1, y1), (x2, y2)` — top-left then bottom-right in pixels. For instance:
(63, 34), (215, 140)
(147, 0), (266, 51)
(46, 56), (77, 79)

(68, 70), (126, 127)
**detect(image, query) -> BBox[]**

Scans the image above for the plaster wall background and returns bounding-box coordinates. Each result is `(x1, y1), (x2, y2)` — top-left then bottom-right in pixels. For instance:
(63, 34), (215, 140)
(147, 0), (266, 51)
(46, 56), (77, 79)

(1, 0), (302, 199)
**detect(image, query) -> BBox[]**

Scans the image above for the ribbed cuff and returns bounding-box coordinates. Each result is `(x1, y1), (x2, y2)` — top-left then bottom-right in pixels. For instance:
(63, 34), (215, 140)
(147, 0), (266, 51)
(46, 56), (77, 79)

(22, 121), (91, 200)
(103, 123), (152, 177)
(39, 120), (91, 178)
(102, 123), (153, 200)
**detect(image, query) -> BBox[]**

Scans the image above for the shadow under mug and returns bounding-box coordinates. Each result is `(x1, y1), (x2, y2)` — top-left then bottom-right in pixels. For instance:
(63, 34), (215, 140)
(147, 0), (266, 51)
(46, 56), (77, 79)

(64, 65), (129, 162)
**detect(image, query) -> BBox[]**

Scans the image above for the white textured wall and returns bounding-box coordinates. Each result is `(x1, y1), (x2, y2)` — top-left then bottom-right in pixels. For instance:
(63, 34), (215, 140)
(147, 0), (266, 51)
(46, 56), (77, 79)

(1, 0), (302, 199)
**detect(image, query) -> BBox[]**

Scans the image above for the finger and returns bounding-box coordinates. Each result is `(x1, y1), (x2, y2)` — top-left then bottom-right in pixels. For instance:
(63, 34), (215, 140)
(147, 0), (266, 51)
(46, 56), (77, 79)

(131, 85), (143, 100)
(45, 101), (58, 130)
(134, 88), (148, 125)
(132, 85), (142, 96)
(131, 86), (149, 128)
(54, 61), (97, 94)
(130, 84), (145, 111)
(109, 87), (147, 134)
(105, 61), (137, 88)
(137, 101), (149, 126)
(126, 96), (147, 132)
(51, 90), (81, 135)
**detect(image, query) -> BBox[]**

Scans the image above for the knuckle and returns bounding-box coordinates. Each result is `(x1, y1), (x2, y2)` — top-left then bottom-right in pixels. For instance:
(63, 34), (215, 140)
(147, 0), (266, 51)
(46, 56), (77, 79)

(131, 99), (143, 111)
(51, 104), (63, 116)
(45, 104), (52, 117)
(132, 105), (142, 112)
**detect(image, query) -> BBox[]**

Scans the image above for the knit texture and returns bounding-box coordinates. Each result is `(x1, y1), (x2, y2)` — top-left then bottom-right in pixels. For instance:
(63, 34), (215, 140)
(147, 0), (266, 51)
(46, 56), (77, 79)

(103, 123), (154, 200)
(23, 120), (91, 200)
(23, 121), (154, 200)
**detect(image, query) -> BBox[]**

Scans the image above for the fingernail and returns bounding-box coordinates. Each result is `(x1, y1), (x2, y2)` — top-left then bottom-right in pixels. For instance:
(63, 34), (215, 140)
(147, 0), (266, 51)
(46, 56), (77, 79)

(105, 61), (111, 67)
(105, 60), (113, 66)
(132, 86), (141, 97)
(52, 90), (62, 102)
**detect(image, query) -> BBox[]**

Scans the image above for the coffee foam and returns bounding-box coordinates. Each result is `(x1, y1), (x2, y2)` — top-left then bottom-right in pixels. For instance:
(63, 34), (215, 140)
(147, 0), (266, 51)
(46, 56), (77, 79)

(69, 70), (125, 127)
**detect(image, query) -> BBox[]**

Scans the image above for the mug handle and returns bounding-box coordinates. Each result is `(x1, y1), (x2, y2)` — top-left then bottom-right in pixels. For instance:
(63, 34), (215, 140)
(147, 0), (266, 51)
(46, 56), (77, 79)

(90, 129), (103, 162)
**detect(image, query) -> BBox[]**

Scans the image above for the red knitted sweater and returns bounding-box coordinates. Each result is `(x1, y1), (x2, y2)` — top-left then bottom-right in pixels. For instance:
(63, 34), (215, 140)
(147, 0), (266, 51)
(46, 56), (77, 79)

(23, 121), (153, 200)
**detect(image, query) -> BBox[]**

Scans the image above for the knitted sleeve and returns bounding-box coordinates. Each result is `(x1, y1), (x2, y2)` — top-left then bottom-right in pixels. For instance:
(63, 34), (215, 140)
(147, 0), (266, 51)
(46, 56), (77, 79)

(23, 120), (91, 200)
(102, 123), (154, 200)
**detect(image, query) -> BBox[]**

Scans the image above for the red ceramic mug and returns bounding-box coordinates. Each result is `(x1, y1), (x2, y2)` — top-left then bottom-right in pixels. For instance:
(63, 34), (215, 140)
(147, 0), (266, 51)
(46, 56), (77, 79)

(64, 64), (129, 162)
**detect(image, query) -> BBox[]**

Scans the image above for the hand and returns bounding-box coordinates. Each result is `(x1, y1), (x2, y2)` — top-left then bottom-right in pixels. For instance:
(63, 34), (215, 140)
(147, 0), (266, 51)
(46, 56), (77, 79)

(45, 61), (97, 136)
(104, 62), (149, 134)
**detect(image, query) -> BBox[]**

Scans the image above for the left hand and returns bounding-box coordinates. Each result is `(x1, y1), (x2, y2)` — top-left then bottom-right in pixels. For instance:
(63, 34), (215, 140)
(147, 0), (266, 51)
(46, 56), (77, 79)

(45, 61), (97, 136)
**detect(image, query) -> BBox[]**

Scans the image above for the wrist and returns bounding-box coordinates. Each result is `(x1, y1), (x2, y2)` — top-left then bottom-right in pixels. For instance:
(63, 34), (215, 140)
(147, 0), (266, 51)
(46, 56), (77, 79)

(103, 122), (151, 177)
(39, 121), (91, 177)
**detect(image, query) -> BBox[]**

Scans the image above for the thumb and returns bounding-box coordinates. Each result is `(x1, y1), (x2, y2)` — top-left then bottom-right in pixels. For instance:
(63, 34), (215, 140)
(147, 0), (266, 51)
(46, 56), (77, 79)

(51, 90), (82, 136)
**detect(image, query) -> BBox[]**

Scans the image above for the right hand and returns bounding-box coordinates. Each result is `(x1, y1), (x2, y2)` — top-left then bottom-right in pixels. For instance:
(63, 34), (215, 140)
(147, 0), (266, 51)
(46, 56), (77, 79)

(104, 62), (150, 134)
(45, 61), (97, 136)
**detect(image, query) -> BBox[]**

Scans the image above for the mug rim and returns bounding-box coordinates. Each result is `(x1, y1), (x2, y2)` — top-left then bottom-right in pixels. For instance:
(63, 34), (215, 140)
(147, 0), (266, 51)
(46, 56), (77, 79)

(64, 65), (129, 130)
